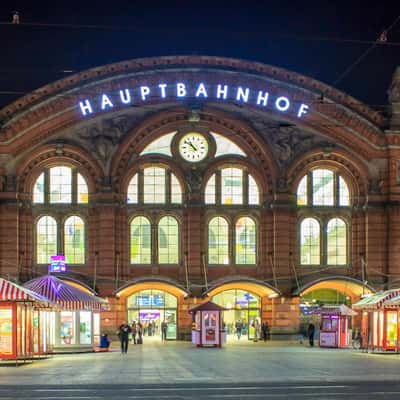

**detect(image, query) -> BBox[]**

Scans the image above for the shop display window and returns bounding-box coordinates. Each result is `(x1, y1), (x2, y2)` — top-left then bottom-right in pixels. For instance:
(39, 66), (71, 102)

(60, 311), (76, 345)
(79, 311), (92, 345)
(0, 308), (13, 355)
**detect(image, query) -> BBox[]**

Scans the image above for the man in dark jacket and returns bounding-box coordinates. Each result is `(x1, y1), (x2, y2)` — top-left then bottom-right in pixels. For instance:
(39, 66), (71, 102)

(307, 323), (315, 347)
(118, 322), (132, 354)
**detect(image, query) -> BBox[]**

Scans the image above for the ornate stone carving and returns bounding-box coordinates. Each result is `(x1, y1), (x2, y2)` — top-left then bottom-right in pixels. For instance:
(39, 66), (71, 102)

(77, 116), (133, 167)
(255, 121), (327, 167)
(388, 66), (400, 104)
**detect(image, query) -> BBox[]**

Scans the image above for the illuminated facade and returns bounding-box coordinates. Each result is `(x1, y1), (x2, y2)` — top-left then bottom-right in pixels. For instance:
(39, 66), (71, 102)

(0, 56), (399, 340)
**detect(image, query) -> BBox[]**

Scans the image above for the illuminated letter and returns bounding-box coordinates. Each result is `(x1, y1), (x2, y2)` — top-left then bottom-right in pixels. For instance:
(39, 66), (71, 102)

(216, 84), (228, 99)
(158, 83), (167, 98)
(297, 103), (309, 118)
(101, 94), (114, 110)
(119, 89), (131, 104)
(79, 99), (93, 116)
(195, 83), (208, 98)
(256, 91), (269, 106)
(176, 83), (187, 97)
(275, 96), (290, 111)
(140, 86), (151, 101)
(236, 87), (249, 103)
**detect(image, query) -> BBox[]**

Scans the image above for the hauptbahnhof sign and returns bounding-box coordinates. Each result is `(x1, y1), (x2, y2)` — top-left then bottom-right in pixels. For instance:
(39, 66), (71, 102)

(78, 81), (310, 118)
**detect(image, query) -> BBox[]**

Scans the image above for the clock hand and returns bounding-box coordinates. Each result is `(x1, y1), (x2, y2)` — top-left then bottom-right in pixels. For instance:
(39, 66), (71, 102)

(185, 140), (197, 152)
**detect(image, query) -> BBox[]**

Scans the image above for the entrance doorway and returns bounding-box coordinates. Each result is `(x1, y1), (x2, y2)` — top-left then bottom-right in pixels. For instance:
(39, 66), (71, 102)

(212, 289), (261, 340)
(127, 289), (178, 340)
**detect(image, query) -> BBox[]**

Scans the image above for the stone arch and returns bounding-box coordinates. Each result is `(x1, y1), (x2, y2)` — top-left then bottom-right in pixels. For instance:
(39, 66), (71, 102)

(292, 276), (375, 299)
(16, 143), (103, 195)
(111, 108), (278, 193)
(287, 148), (370, 205)
(203, 276), (281, 298)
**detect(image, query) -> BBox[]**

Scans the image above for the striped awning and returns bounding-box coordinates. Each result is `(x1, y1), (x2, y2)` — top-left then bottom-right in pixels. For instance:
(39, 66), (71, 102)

(319, 304), (357, 316)
(0, 278), (55, 308)
(353, 289), (400, 310)
(24, 275), (108, 312)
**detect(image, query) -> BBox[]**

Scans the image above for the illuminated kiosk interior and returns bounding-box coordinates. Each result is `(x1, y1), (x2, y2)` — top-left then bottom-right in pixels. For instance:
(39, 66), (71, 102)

(24, 275), (107, 351)
(117, 281), (188, 340)
(209, 281), (279, 341)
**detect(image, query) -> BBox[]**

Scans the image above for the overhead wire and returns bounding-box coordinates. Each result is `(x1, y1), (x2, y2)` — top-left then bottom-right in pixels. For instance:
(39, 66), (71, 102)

(334, 14), (400, 85)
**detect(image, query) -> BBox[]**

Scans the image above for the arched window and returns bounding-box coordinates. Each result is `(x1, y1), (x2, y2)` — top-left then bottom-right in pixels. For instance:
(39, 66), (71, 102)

(300, 218), (320, 265)
(235, 217), (256, 264)
(33, 166), (89, 204)
(127, 166), (182, 205)
(158, 216), (179, 264)
(208, 217), (229, 264)
(64, 216), (85, 264)
(130, 216), (151, 264)
(204, 168), (260, 205)
(296, 169), (350, 207)
(327, 218), (347, 265)
(37, 216), (57, 264)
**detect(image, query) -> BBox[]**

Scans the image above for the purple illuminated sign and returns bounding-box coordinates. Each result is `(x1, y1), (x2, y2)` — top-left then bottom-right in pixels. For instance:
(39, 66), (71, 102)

(139, 311), (160, 321)
(49, 255), (67, 273)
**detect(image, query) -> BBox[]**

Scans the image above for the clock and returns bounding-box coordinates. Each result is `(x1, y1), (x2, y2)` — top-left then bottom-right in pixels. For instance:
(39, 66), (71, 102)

(179, 133), (209, 162)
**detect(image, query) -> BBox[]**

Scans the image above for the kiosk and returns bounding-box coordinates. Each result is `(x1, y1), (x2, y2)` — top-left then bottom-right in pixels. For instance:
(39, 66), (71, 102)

(319, 304), (357, 348)
(189, 301), (226, 347)
(0, 278), (56, 361)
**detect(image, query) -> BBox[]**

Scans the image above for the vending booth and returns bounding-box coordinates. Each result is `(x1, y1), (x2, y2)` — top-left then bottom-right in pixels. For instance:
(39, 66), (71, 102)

(319, 304), (357, 348)
(189, 301), (226, 348)
(0, 278), (56, 361)
(353, 289), (400, 352)
(24, 275), (108, 352)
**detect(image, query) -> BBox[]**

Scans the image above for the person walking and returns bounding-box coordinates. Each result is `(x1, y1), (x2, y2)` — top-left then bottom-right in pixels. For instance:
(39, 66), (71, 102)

(131, 321), (137, 345)
(137, 322), (143, 344)
(262, 321), (270, 342)
(118, 322), (132, 354)
(161, 320), (168, 341)
(235, 319), (243, 340)
(307, 323), (315, 347)
(253, 318), (261, 342)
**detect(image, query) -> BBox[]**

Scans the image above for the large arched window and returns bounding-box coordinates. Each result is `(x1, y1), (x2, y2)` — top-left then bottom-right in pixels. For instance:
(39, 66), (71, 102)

(297, 168), (350, 267)
(208, 217), (229, 264)
(205, 167), (260, 205)
(130, 216), (151, 264)
(327, 218), (347, 265)
(33, 166), (88, 204)
(158, 216), (179, 264)
(127, 166), (182, 205)
(296, 169), (350, 207)
(300, 218), (320, 265)
(37, 216), (57, 264)
(64, 216), (85, 264)
(235, 217), (256, 264)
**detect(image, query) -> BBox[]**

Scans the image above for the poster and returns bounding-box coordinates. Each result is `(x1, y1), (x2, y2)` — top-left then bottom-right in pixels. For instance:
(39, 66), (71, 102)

(0, 308), (13, 354)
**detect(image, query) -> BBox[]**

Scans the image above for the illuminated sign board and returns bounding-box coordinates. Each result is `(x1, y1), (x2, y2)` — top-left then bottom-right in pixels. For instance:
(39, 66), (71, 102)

(135, 295), (164, 307)
(49, 255), (67, 273)
(78, 81), (310, 119)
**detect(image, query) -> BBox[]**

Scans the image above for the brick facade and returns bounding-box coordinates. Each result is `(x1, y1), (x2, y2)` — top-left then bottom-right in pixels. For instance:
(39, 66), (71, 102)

(0, 57), (399, 339)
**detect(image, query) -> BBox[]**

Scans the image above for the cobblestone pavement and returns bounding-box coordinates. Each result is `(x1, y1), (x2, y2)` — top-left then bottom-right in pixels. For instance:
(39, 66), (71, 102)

(1, 339), (400, 385)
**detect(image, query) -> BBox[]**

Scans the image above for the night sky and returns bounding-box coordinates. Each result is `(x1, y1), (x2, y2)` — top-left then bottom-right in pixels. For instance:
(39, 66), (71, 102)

(1, 1), (399, 113)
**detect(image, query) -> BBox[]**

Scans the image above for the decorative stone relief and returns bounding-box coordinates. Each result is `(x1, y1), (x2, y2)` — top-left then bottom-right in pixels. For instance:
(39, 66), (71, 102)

(76, 115), (134, 168)
(388, 66), (400, 104)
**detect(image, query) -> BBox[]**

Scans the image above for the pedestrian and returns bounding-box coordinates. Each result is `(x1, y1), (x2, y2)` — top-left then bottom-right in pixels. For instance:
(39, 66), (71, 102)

(99, 333), (110, 349)
(253, 318), (261, 342)
(131, 321), (137, 345)
(137, 322), (143, 344)
(262, 321), (270, 342)
(118, 321), (131, 354)
(161, 320), (168, 341)
(235, 319), (243, 340)
(307, 323), (315, 347)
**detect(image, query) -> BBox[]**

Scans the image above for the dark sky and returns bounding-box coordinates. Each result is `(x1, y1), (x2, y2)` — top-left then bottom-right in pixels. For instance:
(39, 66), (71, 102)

(1, 0), (400, 113)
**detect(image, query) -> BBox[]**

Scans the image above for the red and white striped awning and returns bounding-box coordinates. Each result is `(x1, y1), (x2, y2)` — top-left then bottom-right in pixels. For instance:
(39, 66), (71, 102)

(353, 289), (400, 310)
(24, 275), (108, 312)
(0, 278), (55, 308)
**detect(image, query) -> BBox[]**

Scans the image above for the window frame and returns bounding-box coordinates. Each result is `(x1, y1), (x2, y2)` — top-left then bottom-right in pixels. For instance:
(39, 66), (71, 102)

(35, 213), (87, 266)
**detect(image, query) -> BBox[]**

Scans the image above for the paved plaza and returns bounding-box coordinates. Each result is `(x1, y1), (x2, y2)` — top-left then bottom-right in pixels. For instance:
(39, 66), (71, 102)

(1, 339), (400, 385)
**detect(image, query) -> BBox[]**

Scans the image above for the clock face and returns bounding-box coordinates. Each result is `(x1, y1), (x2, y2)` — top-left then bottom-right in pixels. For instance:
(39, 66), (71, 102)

(179, 133), (209, 162)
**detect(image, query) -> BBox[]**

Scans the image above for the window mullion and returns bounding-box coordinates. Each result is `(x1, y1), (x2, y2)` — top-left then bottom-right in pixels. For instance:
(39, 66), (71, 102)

(308, 172), (313, 206)
(138, 170), (144, 204)
(216, 171), (221, 205)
